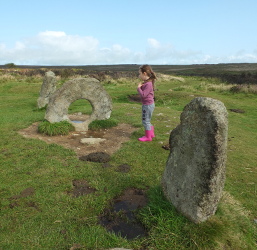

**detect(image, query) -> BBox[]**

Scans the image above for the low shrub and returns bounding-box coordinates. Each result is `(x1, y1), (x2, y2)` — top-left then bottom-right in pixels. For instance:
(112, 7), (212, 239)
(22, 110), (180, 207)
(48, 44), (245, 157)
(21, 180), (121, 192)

(5, 63), (16, 68)
(38, 120), (74, 136)
(230, 85), (243, 93)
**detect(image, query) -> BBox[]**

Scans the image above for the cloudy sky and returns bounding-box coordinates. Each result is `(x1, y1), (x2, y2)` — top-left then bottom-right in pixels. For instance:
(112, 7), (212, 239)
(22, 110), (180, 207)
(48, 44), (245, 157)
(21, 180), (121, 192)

(1, 0), (257, 65)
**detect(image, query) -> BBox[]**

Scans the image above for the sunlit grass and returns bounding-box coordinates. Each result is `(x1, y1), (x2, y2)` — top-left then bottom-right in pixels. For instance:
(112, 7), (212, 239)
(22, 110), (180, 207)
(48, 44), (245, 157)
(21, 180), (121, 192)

(0, 73), (256, 249)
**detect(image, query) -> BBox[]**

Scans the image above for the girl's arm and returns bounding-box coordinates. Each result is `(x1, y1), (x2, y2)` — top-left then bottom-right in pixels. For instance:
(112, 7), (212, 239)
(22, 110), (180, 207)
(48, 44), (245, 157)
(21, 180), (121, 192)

(137, 82), (152, 98)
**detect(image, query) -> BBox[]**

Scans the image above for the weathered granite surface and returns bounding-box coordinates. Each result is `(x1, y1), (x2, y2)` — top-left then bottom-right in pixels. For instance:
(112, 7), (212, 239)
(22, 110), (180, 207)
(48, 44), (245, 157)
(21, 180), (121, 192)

(162, 97), (228, 223)
(45, 78), (112, 131)
(37, 71), (57, 109)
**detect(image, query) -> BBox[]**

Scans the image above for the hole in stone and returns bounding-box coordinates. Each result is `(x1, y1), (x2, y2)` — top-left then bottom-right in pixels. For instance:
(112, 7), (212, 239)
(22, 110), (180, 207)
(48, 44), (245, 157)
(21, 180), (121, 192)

(99, 188), (148, 240)
(68, 99), (92, 123)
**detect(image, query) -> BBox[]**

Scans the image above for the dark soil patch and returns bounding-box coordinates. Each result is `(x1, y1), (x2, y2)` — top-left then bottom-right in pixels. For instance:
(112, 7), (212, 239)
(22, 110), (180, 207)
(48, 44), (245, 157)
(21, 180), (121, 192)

(162, 144), (170, 150)
(69, 179), (97, 197)
(26, 201), (41, 211)
(10, 187), (35, 199)
(70, 243), (84, 250)
(8, 187), (39, 209)
(102, 163), (113, 168)
(229, 108), (245, 113)
(9, 201), (20, 209)
(99, 188), (148, 239)
(128, 94), (141, 103)
(79, 152), (111, 163)
(116, 164), (131, 173)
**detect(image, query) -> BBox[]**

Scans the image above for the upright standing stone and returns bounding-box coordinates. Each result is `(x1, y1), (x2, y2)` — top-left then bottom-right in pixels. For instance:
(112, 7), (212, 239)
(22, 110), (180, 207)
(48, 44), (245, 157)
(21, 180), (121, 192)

(162, 97), (228, 223)
(45, 78), (112, 131)
(37, 71), (57, 109)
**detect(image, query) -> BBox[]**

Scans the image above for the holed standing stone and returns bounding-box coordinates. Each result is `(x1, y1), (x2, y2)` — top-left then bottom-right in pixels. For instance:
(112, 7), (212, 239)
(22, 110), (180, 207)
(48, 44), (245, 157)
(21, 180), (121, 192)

(45, 77), (112, 131)
(162, 97), (228, 223)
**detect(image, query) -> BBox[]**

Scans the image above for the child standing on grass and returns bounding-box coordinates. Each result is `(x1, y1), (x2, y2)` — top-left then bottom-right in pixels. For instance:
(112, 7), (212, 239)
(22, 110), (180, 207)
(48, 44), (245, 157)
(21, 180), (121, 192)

(137, 64), (157, 142)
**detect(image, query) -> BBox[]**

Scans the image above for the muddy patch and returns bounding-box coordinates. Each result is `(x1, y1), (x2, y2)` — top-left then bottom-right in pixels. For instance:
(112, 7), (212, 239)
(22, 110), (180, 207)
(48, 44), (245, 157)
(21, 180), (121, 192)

(79, 152), (111, 163)
(10, 187), (35, 199)
(18, 118), (138, 157)
(162, 144), (170, 150)
(102, 163), (114, 168)
(115, 164), (131, 173)
(69, 179), (97, 197)
(99, 188), (148, 239)
(128, 94), (141, 103)
(229, 108), (245, 113)
(8, 187), (40, 210)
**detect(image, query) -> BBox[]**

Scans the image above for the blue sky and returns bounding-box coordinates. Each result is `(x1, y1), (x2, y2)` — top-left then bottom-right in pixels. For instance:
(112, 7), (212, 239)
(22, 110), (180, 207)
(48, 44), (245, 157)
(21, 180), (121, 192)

(1, 0), (257, 65)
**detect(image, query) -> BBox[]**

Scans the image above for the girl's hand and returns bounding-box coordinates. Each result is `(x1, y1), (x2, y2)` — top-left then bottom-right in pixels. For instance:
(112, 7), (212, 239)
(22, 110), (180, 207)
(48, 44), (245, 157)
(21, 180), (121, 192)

(138, 82), (143, 88)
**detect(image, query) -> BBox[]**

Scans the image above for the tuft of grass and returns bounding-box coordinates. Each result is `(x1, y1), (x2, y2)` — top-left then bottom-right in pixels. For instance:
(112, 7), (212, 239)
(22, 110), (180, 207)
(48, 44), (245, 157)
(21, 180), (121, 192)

(38, 120), (74, 136)
(88, 118), (118, 130)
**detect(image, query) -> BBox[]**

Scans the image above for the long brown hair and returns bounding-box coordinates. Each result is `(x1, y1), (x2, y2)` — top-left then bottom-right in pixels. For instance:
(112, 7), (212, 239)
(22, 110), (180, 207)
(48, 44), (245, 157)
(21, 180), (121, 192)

(139, 64), (157, 90)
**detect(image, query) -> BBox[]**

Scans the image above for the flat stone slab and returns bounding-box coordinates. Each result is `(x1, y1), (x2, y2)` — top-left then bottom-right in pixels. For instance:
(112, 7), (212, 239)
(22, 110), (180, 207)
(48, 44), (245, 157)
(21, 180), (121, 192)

(80, 138), (106, 145)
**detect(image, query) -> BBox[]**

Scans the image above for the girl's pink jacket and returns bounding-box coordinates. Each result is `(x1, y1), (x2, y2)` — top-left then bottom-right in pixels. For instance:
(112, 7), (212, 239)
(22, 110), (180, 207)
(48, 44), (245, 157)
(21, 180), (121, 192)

(137, 81), (154, 105)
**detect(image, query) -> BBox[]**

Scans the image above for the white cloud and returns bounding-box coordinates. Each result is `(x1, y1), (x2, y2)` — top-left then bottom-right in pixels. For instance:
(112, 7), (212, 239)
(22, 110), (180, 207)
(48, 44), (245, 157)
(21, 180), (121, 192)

(36, 31), (99, 52)
(227, 53), (257, 63)
(0, 32), (256, 65)
(39, 31), (66, 38)
(144, 39), (202, 64)
(0, 43), (6, 50)
(147, 38), (161, 49)
(98, 44), (131, 64)
(0, 31), (134, 65)
(14, 41), (26, 50)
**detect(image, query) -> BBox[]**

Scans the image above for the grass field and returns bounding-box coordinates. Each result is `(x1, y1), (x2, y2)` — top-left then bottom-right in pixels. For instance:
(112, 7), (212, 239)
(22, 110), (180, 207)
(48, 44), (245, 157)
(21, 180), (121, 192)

(0, 66), (256, 249)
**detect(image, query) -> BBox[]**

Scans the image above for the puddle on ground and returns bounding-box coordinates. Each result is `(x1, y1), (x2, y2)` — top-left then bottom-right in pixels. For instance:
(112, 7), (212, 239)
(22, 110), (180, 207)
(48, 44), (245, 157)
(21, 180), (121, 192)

(71, 120), (84, 123)
(99, 188), (148, 240)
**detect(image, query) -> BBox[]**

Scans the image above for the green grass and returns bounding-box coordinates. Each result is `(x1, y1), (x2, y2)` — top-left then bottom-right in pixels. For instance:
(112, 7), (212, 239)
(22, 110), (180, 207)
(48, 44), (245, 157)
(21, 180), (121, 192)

(0, 74), (256, 249)
(88, 119), (118, 130)
(38, 120), (75, 136)
(68, 99), (93, 115)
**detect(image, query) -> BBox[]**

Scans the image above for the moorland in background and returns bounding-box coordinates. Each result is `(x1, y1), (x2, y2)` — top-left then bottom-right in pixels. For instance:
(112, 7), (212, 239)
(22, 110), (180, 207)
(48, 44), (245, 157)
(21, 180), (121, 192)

(1, 63), (257, 85)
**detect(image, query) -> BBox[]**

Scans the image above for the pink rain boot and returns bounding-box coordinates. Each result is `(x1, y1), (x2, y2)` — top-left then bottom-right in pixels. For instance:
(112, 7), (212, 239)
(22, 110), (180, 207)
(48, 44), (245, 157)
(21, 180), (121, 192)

(138, 130), (152, 142)
(151, 126), (155, 138)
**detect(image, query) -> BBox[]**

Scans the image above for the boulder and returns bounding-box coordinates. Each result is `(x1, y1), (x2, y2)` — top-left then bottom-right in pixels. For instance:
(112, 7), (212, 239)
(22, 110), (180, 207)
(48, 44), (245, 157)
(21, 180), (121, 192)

(162, 97), (228, 223)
